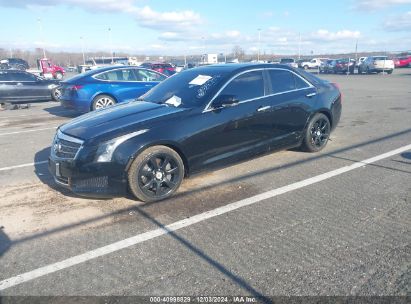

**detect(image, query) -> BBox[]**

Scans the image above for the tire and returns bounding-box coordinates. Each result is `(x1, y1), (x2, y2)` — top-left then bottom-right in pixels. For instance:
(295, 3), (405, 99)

(387, 70), (393, 74)
(300, 113), (331, 152)
(128, 146), (185, 202)
(358, 66), (362, 74)
(366, 67), (371, 74)
(51, 87), (61, 101)
(55, 72), (63, 80)
(91, 94), (116, 111)
(303, 65), (309, 70)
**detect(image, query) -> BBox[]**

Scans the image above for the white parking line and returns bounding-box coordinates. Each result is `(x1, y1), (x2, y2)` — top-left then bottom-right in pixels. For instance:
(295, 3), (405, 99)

(0, 143), (410, 291)
(0, 161), (48, 172)
(0, 127), (57, 136)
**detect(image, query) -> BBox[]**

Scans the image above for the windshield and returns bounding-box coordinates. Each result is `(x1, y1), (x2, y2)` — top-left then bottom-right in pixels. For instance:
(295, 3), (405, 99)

(280, 58), (294, 63)
(139, 67), (230, 107)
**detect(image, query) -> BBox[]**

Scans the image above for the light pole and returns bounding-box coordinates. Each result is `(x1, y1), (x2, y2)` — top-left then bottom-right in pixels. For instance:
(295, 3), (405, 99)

(37, 18), (46, 58)
(298, 32), (301, 60)
(80, 36), (85, 65)
(108, 27), (113, 63)
(257, 28), (261, 61)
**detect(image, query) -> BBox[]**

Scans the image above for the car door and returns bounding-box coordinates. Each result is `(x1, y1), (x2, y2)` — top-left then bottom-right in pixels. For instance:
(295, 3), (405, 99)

(0, 71), (14, 102)
(187, 70), (274, 169)
(264, 69), (315, 148)
(11, 72), (51, 101)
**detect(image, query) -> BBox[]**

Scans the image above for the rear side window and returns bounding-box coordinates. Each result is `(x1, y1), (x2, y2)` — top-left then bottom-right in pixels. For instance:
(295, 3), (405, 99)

(219, 70), (264, 102)
(135, 69), (166, 82)
(0, 72), (10, 81)
(95, 69), (137, 81)
(9, 72), (37, 81)
(268, 70), (310, 93)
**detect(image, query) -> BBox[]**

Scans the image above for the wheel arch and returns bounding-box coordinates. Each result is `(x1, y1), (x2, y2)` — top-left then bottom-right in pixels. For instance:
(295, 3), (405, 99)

(304, 109), (333, 134)
(125, 141), (190, 177)
(90, 92), (118, 111)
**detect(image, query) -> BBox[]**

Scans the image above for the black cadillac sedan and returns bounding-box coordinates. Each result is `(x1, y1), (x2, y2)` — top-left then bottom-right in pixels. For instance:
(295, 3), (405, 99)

(49, 64), (341, 202)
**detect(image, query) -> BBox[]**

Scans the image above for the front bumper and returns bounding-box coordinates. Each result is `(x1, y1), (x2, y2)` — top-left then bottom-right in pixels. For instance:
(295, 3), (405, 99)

(48, 157), (128, 198)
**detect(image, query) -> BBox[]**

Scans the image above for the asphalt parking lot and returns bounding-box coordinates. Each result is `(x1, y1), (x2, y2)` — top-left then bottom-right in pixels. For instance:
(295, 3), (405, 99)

(0, 69), (410, 299)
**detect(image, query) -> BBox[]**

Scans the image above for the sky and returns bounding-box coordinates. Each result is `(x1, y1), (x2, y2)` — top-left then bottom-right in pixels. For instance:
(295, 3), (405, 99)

(0, 0), (410, 56)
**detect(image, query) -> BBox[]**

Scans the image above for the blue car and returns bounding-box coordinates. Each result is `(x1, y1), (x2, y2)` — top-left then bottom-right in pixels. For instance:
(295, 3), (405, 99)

(60, 66), (167, 113)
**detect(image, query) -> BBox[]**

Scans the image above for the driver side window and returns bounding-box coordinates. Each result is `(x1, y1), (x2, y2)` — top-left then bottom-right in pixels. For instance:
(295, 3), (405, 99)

(218, 70), (264, 102)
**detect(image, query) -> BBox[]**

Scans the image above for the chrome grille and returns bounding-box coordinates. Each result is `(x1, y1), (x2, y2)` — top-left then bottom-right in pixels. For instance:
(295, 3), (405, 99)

(52, 130), (83, 160)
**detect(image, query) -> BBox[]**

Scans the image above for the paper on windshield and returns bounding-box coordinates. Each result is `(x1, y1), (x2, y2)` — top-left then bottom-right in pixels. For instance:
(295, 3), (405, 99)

(165, 95), (182, 107)
(189, 75), (212, 86)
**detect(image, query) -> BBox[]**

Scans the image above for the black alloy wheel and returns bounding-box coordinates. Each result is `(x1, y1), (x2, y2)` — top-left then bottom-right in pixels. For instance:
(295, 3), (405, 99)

(128, 146), (184, 202)
(301, 113), (331, 152)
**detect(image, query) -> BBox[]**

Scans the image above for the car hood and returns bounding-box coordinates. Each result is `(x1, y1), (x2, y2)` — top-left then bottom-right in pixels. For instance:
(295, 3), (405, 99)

(60, 101), (189, 142)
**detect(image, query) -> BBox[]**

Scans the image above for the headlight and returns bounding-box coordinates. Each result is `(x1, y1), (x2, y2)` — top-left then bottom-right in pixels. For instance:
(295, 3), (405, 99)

(95, 129), (148, 162)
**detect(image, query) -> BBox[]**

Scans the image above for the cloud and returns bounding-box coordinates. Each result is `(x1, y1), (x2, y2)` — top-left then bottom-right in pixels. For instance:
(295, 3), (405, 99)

(312, 29), (361, 41)
(383, 11), (411, 31)
(354, 0), (411, 10)
(133, 6), (202, 31)
(0, 0), (202, 31)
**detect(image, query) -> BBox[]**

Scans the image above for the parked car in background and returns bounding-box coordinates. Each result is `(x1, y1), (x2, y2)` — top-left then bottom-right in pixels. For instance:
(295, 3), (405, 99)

(355, 57), (366, 68)
(393, 56), (411, 68)
(0, 58), (30, 70)
(140, 62), (176, 76)
(0, 70), (60, 103)
(358, 56), (394, 74)
(300, 58), (328, 70)
(279, 58), (298, 68)
(49, 63), (341, 202)
(59, 66), (167, 112)
(333, 58), (356, 74)
(319, 59), (335, 73)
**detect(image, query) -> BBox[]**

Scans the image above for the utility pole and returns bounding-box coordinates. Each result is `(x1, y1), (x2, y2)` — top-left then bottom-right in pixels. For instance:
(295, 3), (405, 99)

(80, 36), (85, 65)
(257, 28), (261, 61)
(108, 28), (113, 64)
(298, 32), (301, 60)
(355, 39), (358, 62)
(37, 18), (46, 58)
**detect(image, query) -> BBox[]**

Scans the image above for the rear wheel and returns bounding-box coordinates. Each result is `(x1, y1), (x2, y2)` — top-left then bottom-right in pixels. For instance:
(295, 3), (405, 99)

(300, 113), (331, 152)
(387, 69), (393, 74)
(128, 146), (185, 202)
(51, 87), (61, 101)
(92, 94), (116, 111)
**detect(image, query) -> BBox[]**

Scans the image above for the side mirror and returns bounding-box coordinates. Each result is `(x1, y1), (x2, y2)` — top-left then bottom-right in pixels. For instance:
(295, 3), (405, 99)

(212, 94), (239, 109)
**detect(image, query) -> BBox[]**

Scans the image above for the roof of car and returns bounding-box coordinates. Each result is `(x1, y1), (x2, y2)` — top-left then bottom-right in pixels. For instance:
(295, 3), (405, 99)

(194, 63), (296, 73)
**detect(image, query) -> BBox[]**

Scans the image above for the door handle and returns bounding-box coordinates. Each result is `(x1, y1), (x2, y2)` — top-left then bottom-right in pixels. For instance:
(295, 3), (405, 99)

(306, 92), (317, 98)
(257, 105), (271, 112)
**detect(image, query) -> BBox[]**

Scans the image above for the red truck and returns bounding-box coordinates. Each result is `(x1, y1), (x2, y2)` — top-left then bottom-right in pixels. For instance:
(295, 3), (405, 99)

(27, 58), (65, 80)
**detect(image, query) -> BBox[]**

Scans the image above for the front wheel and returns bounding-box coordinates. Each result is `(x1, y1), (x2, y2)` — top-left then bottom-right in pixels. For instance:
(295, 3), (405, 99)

(128, 146), (185, 202)
(55, 72), (63, 80)
(300, 113), (331, 152)
(92, 94), (116, 111)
